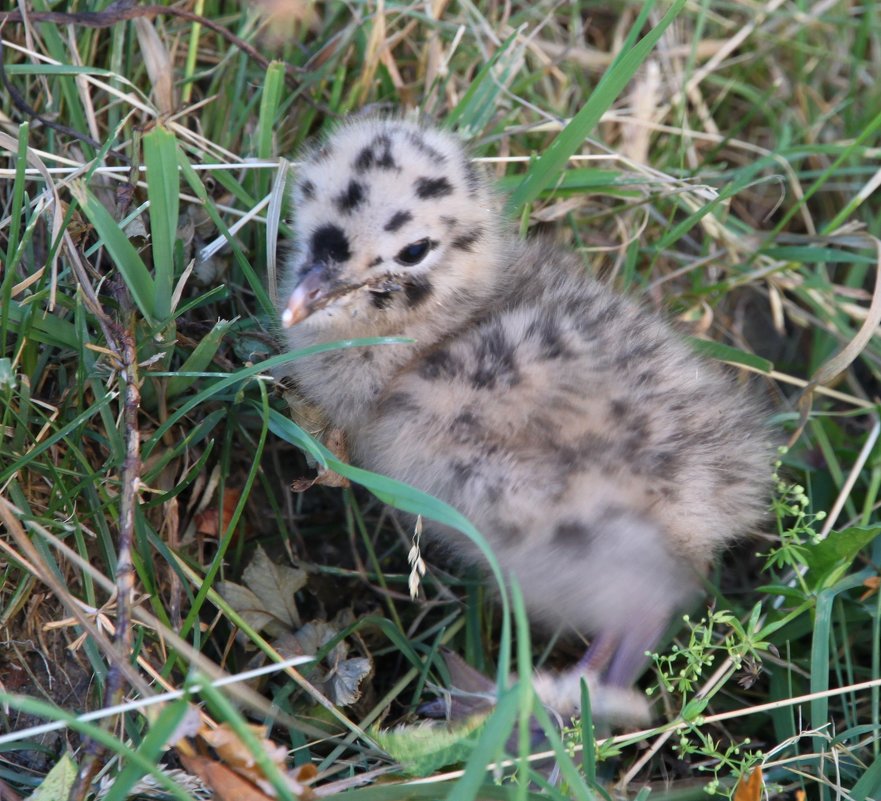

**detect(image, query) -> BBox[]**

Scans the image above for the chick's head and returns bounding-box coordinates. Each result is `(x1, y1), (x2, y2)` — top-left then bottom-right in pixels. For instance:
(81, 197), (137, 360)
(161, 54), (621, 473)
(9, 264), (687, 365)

(281, 118), (501, 334)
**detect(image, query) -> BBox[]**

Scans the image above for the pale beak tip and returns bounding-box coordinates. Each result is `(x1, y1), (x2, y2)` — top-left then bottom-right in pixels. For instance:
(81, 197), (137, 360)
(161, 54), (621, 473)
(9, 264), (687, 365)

(281, 307), (295, 328)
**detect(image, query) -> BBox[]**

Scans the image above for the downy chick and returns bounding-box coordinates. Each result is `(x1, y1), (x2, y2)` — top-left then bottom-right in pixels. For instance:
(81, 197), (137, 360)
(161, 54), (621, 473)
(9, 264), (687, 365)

(279, 116), (773, 722)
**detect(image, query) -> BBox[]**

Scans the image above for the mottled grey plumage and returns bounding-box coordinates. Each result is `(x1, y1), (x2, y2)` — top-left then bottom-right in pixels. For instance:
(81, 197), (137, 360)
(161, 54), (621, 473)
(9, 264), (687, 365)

(279, 116), (773, 721)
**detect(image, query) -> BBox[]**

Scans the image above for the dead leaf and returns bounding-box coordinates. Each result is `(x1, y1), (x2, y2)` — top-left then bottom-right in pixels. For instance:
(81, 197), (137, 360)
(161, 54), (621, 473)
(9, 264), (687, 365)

(181, 724), (316, 799)
(162, 705), (203, 748)
(324, 656), (372, 706)
(217, 546), (306, 637)
(278, 620), (341, 662)
(243, 545), (306, 630)
(860, 575), (880, 601)
(295, 764), (318, 783)
(134, 18), (175, 114)
(178, 751), (273, 801)
(275, 620), (372, 707)
(200, 724), (288, 771)
(195, 487), (242, 538)
(283, 391), (351, 489)
(216, 582), (278, 635)
(733, 765), (763, 801)
(291, 427), (351, 490)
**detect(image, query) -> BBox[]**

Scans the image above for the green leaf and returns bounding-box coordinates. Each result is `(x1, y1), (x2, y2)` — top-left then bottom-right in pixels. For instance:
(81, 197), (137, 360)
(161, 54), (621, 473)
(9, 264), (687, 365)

(688, 337), (774, 373)
(69, 180), (156, 325)
(446, 31), (525, 139)
(102, 699), (192, 801)
(805, 525), (881, 578)
(682, 697), (709, 720)
(175, 150), (276, 318)
(257, 61), (286, 162)
(496, 168), (633, 196)
(143, 125), (180, 322)
(3, 300), (79, 349)
(505, 0), (686, 214)
(166, 319), (236, 398)
(851, 749), (881, 801)
(25, 753), (77, 801)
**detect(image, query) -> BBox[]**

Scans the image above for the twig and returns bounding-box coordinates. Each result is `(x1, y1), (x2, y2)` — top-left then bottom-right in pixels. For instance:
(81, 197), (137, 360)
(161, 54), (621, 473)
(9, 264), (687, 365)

(53, 236), (142, 801)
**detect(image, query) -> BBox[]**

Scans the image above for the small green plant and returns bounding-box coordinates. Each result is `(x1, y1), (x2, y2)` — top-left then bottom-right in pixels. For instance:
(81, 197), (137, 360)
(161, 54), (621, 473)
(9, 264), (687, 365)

(762, 448), (827, 586)
(672, 729), (763, 798)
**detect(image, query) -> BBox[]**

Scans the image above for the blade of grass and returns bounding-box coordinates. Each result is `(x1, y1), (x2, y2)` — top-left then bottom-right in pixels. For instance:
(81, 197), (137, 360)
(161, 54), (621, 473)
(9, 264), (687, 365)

(143, 125), (180, 322)
(68, 181), (156, 326)
(445, 30), (524, 139)
(505, 0), (686, 214)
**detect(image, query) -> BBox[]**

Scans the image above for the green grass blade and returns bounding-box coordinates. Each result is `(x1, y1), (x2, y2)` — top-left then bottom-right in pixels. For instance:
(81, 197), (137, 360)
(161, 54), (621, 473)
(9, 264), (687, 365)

(68, 181), (156, 325)
(143, 125), (180, 322)
(445, 688), (518, 801)
(101, 698), (192, 801)
(166, 319), (236, 398)
(505, 0), (686, 214)
(688, 338), (773, 373)
(175, 150), (276, 318)
(446, 31), (524, 139)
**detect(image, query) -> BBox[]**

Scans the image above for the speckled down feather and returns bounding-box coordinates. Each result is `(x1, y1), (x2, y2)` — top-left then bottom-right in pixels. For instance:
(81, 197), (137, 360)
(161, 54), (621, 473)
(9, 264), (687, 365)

(279, 116), (773, 718)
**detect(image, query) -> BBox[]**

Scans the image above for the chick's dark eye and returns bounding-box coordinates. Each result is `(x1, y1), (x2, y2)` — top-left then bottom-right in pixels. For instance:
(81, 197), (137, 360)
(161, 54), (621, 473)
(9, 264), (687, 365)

(395, 238), (431, 266)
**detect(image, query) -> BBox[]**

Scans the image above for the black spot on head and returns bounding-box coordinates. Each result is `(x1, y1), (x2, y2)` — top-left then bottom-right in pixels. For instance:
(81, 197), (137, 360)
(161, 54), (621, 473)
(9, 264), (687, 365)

(407, 131), (447, 164)
(368, 256), (384, 268)
(451, 228), (483, 253)
(354, 134), (397, 172)
(335, 180), (366, 214)
(440, 215), (458, 229)
(319, 351), (342, 366)
(384, 210), (412, 233)
(300, 180), (315, 199)
(415, 176), (454, 199)
(574, 433), (615, 465)
(419, 348), (463, 381)
(471, 325), (519, 390)
(310, 224), (351, 263)
(404, 276), (433, 308)
(361, 350), (374, 361)
(370, 291), (395, 310)
(463, 159), (481, 195)
(552, 520), (597, 548)
(354, 147), (374, 172)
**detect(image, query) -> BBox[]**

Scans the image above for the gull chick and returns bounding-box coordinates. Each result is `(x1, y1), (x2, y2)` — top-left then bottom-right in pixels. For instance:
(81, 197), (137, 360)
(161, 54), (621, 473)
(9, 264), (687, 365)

(279, 116), (772, 721)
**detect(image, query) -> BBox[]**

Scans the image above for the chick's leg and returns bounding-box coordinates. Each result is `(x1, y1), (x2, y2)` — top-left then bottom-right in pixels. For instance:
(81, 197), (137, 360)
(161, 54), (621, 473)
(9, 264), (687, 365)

(577, 630), (618, 674)
(602, 612), (669, 688)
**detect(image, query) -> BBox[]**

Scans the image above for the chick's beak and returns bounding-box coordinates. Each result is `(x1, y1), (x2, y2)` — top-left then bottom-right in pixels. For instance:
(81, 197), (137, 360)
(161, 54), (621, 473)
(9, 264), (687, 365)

(282, 265), (331, 328)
